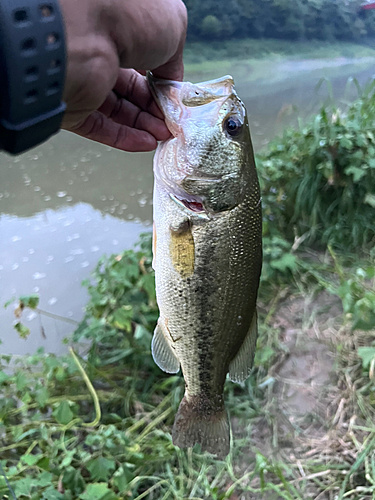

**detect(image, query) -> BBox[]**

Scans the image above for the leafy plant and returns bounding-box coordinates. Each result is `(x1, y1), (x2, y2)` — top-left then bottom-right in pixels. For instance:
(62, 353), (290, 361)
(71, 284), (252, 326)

(327, 246), (375, 332)
(258, 81), (375, 250)
(261, 234), (299, 284)
(4, 294), (40, 339)
(336, 265), (375, 331)
(72, 234), (159, 377)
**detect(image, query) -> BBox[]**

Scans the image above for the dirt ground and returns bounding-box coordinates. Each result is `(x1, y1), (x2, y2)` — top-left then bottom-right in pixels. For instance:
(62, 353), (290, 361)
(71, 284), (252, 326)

(268, 291), (342, 441)
(231, 290), (357, 498)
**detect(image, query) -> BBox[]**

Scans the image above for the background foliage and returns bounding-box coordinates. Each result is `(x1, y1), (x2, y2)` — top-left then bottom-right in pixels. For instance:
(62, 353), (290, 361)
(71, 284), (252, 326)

(183, 0), (375, 42)
(258, 79), (375, 250)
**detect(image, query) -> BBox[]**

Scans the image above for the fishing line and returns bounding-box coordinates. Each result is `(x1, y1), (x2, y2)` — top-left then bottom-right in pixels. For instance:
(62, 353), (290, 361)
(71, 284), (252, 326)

(0, 461), (17, 500)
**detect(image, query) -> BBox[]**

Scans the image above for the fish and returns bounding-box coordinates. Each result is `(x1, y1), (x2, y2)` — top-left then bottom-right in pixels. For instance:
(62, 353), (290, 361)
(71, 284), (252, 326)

(147, 73), (262, 458)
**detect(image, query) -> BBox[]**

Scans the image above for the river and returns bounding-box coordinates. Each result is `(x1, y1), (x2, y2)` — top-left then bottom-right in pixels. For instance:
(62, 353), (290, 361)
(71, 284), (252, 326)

(1, 56), (374, 355)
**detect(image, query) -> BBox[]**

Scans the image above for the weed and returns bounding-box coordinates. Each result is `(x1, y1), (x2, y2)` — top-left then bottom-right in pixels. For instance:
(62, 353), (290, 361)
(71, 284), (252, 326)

(258, 80), (375, 250)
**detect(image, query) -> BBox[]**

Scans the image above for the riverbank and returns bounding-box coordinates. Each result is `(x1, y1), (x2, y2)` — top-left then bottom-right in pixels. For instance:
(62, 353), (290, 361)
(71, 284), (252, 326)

(184, 38), (375, 65)
(184, 39), (375, 88)
(2, 247), (374, 499)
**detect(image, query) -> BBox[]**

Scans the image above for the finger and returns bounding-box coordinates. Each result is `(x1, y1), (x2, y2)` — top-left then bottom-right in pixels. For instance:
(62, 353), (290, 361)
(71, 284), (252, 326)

(114, 69), (164, 119)
(152, 40), (185, 81)
(98, 91), (171, 141)
(69, 111), (158, 152)
(113, 0), (187, 73)
(152, 58), (184, 82)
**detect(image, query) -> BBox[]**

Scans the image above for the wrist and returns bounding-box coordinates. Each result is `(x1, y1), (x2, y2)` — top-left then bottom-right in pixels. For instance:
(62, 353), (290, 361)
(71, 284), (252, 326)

(0, 0), (66, 154)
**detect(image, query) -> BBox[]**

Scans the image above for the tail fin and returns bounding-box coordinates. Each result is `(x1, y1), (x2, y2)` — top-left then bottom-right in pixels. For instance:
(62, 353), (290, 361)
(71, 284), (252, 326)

(172, 394), (230, 458)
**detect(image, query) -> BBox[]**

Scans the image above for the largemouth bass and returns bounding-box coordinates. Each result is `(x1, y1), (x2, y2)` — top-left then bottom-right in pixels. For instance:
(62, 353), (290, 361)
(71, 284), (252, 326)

(148, 73), (262, 457)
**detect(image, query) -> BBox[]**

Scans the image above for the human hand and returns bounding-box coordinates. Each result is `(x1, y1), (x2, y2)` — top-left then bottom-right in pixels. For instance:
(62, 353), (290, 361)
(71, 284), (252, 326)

(59, 0), (187, 151)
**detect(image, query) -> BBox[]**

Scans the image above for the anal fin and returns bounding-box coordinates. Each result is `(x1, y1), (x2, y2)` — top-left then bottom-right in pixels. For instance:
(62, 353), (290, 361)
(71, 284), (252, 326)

(151, 319), (180, 374)
(229, 310), (258, 384)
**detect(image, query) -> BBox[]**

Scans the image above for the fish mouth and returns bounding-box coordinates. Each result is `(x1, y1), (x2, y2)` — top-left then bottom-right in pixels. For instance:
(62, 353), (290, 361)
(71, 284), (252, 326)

(147, 71), (235, 137)
(149, 72), (234, 218)
(147, 72), (184, 137)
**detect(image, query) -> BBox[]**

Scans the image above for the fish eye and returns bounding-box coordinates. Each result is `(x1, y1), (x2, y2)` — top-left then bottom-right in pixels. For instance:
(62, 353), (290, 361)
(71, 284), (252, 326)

(224, 116), (243, 137)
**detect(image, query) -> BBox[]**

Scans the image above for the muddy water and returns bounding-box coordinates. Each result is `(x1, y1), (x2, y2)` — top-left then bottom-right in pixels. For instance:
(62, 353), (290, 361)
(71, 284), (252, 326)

(1, 57), (374, 355)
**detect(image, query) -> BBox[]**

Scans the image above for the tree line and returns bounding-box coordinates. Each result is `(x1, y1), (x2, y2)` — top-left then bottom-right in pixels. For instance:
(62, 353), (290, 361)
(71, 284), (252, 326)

(183, 0), (375, 41)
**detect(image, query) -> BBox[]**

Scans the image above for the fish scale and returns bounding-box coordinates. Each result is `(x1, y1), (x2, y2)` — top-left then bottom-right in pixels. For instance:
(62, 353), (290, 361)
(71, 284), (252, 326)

(148, 73), (262, 457)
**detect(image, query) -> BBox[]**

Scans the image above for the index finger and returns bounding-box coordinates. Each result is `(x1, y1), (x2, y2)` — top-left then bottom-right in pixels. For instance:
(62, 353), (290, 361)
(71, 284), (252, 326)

(114, 69), (164, 119)
(151, 38), (185, 81)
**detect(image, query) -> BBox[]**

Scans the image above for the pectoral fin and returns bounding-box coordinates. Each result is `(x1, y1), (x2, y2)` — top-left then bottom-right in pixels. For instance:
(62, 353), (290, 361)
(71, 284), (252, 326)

(151, 319), (180, 374)
(228, 311), (258, 384)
